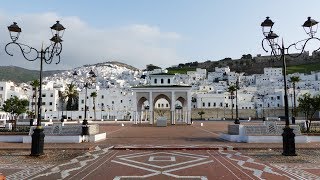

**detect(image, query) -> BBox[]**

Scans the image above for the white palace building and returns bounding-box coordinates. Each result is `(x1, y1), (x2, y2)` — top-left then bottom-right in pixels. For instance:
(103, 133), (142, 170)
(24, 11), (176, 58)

(132, 73), (192, 125)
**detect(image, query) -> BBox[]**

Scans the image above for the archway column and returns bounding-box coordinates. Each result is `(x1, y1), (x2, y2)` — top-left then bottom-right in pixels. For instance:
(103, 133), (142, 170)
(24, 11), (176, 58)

(133, 91), (138, 124)
(171, 91), (176, 125)
(187, 90), (192, 125)
(149, 92), (154, 125)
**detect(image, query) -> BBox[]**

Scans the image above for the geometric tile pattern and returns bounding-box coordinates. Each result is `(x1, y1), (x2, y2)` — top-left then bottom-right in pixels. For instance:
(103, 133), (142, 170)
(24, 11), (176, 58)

(271, 164), (320, 180)
(0, 164), (54, 180)
(28, 146), (113, 180)
(218, 149), (286, 179)
(112, 151), (213, 179)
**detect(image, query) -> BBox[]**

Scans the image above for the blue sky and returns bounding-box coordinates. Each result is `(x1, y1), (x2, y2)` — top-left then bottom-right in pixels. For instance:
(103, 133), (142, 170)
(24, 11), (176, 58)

(0, 0), (320, 70)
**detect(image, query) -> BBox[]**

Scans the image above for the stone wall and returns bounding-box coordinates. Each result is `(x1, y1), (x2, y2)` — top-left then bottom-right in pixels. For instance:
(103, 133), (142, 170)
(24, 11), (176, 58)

(29, 124), (100, 135)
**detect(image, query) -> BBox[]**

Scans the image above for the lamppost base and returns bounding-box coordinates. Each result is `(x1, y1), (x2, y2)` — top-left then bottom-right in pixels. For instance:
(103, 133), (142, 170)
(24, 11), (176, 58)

(82, 120), (89, 135)
(282, 126), (297, 156)
(234, 118), (240, 124)
(30, 127), (45, 156)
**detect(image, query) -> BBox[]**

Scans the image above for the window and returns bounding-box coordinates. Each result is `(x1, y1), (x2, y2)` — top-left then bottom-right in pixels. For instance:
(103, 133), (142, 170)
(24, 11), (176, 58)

(213, 102), (216, 107)
(161, 79), (164, 84)
(202, 102), (205, 107)
(42, 94), (46, 97)
(81, 100), (84, 104)
(49, 102), (53, 105)
(277, 96), (280, 100)
(0, 87), (4, 91)
(167, 79), (170, 84)
(50, 93), (53, 97)
(154, 79), (157, 84)
(101, 95), (104, 99)
(158, 104), (160, 108)
(166, 104), (169, 107)
(42, 102), (45, 105)
(208, 102), (211, 107)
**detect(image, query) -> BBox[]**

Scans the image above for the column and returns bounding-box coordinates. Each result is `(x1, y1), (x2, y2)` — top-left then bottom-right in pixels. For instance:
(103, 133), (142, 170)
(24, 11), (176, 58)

(145, 110), (148, 122)
(187, 90), (192, 125)
(171, 91), (176, 125)
(133, 91), (138, 124)
(149, 92), (153, 125)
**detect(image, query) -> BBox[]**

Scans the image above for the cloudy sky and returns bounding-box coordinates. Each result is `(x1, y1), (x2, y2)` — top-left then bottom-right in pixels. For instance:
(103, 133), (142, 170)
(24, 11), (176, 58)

(0, 0), (320, 70)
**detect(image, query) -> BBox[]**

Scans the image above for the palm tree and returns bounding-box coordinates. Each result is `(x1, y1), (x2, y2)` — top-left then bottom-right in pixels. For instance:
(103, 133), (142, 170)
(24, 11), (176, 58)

(64, 83), (79, 111)
(90, 91), (97, 120)
(30, 80), (40, 119)
(290, 76), (300, 117)
(198, 110), (205, 120)
(228, 85), (237, 120)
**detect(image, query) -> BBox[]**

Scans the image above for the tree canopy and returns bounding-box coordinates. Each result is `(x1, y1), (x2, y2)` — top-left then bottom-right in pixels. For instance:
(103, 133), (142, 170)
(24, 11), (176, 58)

(2, 96), (29, 120)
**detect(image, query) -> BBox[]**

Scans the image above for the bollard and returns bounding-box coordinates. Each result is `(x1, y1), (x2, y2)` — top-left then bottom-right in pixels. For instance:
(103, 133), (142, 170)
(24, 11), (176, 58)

(121, 123), (124, 127)
(200, 123), (203, 126)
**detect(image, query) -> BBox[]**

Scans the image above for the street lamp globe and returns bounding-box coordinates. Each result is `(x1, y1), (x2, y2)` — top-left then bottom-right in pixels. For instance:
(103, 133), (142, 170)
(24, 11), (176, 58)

(7, 22), (21, 42)
(261, 17), (274, 37)
(50, 21), (65, 39)
(302, 17), (318, 38)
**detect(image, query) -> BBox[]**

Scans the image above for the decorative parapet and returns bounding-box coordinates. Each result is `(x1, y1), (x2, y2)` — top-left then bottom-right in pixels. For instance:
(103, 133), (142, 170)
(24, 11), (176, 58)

(29, 124), (100, 135)
(228, 122), (301, 136)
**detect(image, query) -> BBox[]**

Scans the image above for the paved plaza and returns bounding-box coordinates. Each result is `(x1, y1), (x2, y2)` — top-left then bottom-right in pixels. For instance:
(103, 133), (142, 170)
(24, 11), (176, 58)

(0, 121), (320, 179)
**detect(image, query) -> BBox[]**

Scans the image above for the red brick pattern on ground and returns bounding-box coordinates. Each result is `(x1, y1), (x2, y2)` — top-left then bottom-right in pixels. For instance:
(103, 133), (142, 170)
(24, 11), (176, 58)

(25, 148), (316, 180)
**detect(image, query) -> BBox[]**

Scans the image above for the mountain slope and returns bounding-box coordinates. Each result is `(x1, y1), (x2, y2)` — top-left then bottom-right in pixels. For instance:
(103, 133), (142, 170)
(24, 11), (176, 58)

(0, 66), (63, 83)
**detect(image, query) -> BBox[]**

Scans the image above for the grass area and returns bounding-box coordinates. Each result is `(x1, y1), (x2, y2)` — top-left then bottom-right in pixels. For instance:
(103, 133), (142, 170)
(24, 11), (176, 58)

(167, 67), (196, 74)
(287, 62), (320, 74)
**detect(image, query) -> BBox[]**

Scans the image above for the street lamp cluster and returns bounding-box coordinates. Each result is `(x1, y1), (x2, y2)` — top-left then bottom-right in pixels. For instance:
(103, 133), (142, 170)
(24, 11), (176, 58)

(73, 70), (96, 135)
(5, 21), (65, 156)
(260, 16), (320, 156)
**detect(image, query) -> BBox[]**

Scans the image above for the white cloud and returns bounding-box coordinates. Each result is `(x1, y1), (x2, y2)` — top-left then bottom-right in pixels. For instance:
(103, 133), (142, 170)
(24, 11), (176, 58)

(0, 12), (182, 70)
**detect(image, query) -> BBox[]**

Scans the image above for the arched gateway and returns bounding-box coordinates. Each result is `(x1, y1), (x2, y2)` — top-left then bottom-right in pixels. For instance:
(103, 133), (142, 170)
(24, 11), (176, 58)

(132, 73), (192, 125)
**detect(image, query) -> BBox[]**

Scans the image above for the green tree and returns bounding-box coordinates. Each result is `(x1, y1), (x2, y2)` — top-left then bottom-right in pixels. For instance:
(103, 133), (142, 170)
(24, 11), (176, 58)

(298, 93), (320, 132)
(290, 76), (300, 117)
(90, 91), (97, 120)
(198, 110), (205, 120)
(2, 96), (29, 130)
(64, 83), (79, 111)
(30, 79), (40, 118)
(228, 85), (237, 120)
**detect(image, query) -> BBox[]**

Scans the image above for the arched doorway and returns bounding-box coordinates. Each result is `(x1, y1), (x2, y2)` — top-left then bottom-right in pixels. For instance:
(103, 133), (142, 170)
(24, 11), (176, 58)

(132, 86), (192, 125)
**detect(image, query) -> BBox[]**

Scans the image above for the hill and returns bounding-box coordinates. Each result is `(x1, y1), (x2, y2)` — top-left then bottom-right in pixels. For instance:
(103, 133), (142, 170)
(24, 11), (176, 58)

(167, 54), (320, 75)
(0, 66), (63, 83)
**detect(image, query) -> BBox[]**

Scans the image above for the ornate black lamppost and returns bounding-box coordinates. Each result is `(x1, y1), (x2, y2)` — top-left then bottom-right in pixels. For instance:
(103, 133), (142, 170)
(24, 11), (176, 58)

(234, 75), (240, 124)
(73, 70), (96, 135)
(5, 21), (65, 156)
(261, 16), (320, 156)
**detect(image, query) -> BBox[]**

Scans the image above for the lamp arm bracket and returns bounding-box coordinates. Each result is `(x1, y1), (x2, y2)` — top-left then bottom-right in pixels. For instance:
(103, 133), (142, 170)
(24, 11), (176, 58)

(262, 38), (281, 61)
(43, 42), (63, 65)
(261, 38), (270, 53)
(5, 42), (39, 61)
(287, 37), (320, 58)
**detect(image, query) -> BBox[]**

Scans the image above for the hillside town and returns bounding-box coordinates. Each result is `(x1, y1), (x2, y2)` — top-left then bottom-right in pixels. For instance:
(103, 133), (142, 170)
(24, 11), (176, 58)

(0, 60), (319, 122)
